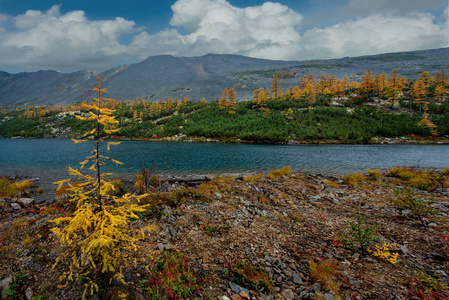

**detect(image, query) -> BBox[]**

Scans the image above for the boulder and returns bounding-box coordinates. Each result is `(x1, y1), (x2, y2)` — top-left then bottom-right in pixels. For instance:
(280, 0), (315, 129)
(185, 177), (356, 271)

(17, 198), (35, 208)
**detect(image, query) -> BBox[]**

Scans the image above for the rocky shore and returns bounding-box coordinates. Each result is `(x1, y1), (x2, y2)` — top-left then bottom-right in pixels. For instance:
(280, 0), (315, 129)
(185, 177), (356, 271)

(1, 170), (449, 299)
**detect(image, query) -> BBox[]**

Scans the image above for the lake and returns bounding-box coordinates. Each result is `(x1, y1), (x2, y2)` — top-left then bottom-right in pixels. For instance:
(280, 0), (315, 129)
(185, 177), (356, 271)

(1, 139), (448, 195)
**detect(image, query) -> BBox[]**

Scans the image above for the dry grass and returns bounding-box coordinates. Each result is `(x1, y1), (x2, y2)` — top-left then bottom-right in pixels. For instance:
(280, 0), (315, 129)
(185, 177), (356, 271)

(367, 169), (381, 178)
(323, 179), (339, 188)
(0, 178), (33, 198)
(386, 167), (438, 191)
(268, 166), (291, 178)
(343, 173), (365, 185)
(309, 258), (340, 297)
(198, 182), (218, 197)
(243, 174), (263, 183)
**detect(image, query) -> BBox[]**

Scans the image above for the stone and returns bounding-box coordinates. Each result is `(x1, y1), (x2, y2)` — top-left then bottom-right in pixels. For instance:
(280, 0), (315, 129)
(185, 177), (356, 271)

(0, 276), (12, 291)
(311, 283), (321, 292)
(219, 297), (232, 300)
(11, 203), (21, 210)
(215, 192), (223, 199)
(309, 195), (322, 201)
(323, 293), (334, 300)
(402, 209), (412, 216)
(230, 294), (242, 300)
(157, 243), (165, 252)
(349, 279), (361, 289)
(400, 245), (409, 255)
(292, 273), (303, 285)
(428, 222), (438, 228)
(17, 198), (34, 208)
(164, 243), (176, 251)
(25, 287), (33, 300)
(229, 282), (250, 297)
(239, 291), (250, 300)
(168, 225), (177, 238)
(281, 289), (295, 300)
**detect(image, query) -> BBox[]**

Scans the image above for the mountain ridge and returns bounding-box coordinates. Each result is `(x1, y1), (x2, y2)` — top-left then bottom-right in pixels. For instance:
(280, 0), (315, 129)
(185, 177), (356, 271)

(1, 48), (448, 106)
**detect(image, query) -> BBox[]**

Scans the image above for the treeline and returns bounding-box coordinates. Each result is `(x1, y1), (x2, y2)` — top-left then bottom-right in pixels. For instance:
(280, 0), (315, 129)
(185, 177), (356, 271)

(0, 68), (448, 142)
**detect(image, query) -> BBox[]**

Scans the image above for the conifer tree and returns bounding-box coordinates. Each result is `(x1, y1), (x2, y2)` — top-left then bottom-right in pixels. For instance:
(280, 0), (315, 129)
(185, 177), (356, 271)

(51, 75), (152, 299)
(226, 87), (237, 114)
(271, 75), (282, 98)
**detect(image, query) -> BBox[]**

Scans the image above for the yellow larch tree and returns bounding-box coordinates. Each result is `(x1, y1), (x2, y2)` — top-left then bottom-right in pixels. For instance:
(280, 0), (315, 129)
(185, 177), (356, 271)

(386, 69), (406, 108)
(359, 68), (374, 97)
(412, 79), (428, 111)
(271, 75), (282, 98)
(51, 75), (152, 299)
(226, 87), (237, 114)
(219, 88), (228, 112)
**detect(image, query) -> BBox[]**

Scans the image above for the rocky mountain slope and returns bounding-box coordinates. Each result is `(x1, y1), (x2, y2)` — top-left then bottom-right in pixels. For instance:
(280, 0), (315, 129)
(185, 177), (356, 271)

(0, 48), (448, 107)
(0, 170), (449, 299)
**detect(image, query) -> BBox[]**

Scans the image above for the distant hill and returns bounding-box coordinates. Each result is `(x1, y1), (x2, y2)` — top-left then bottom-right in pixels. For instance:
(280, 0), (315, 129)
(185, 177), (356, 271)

(0, 48), (448, 107)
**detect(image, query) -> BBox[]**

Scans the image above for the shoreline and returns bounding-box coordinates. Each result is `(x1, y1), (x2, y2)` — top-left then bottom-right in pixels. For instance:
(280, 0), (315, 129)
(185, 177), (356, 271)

(4, 135), (449, 145)
(1, 167), (449, 299)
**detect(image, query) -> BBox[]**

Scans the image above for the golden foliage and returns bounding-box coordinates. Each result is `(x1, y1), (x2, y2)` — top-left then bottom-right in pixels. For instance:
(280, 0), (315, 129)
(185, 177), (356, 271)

(343, 173), (365, 185)
(309, 258), (340, 296)
(268, 166), (291, 178)
(50, 75), (153, 299)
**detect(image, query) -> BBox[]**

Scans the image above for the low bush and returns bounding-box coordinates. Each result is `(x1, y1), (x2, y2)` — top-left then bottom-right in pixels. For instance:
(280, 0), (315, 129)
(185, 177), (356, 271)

(144, 252), (200, 300)
(343, 173), (365, 185)
(223, 259), (273, 292)
(367, 169), (381, 178)
(309, 258), (340, 295)
(386, 167), (438, 191)
(268, 166), (291, 178)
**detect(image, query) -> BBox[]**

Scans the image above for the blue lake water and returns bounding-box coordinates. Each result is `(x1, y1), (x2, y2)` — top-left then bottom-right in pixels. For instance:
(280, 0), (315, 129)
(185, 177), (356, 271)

(1, 139), (448, 195)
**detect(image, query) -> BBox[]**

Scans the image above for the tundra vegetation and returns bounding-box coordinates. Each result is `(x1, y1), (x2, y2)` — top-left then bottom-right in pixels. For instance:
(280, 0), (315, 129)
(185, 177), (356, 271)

(1, 163), (449, 299)
(0, 71), (449, 299)
(0, 69), (448, 143)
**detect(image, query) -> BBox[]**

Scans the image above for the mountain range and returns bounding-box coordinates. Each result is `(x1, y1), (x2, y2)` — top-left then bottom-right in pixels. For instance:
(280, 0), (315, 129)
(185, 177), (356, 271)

(1, 47), (448, 107)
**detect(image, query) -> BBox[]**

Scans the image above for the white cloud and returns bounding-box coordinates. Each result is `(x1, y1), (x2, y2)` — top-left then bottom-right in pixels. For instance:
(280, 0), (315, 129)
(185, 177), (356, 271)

(128, 0), (304, 61)
(300, 13), (448, 59)
(0, 0), (447, 72)
(0, 5), (137, 71)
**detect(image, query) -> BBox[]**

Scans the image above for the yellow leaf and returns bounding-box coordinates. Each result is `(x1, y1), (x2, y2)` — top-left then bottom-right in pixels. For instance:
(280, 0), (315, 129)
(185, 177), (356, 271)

(107, 142), (121, 150)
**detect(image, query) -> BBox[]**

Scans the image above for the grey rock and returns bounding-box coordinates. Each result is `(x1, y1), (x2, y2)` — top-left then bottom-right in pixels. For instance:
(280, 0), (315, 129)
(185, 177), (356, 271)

(11, 203), (21, 210)
(25, 287), (33, 300)
(428, 222), (438, 228)
(0, 276), (12, 291)
(164, 243), (176, 251)
(157, 243), (165, 252)
(308, 195), (322, 201)
(402, 209), (412, 216)
(311, 283), (321, 292)
(228, 282), (250, 297)
(349, 279), (361, 289)
(218, 297), (231, 300)
(168, 225), (178, 238)
(283, 269), (292, 277)
(292, 273), (303, 285)
(281, 289), (295, 300)
(215, 192), (223, 199)
(323, 293), (334, 300)
(17, 198), (34, 208)
(400, 245), (409, 255)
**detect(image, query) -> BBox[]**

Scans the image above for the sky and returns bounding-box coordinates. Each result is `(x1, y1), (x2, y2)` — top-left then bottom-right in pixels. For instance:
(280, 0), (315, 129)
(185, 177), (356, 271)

(0, 0), (447, 73)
